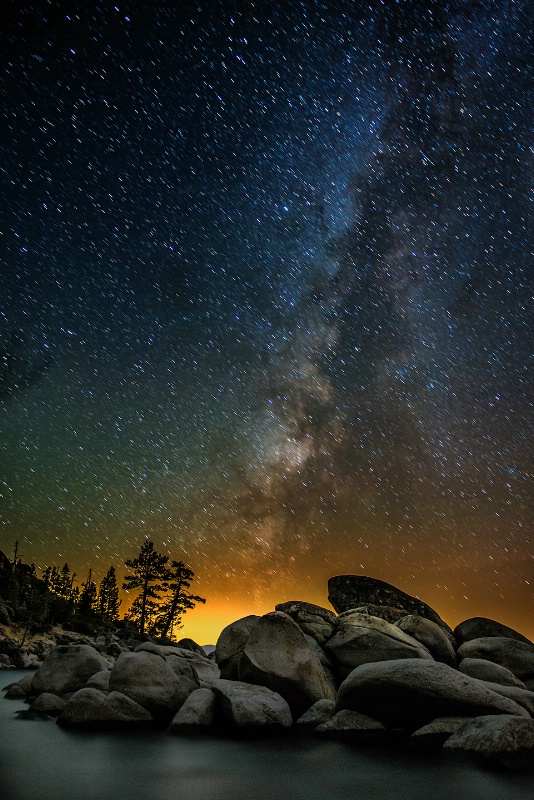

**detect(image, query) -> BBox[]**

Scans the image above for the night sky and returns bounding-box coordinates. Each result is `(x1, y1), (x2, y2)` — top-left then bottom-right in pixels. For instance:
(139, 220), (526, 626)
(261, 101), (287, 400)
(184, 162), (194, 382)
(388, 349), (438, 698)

(1, 0), (532, 643)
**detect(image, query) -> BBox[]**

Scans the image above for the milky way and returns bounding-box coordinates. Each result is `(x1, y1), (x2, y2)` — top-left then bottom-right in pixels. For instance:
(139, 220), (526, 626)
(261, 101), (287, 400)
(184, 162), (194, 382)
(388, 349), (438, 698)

(0, 1), (532, 641)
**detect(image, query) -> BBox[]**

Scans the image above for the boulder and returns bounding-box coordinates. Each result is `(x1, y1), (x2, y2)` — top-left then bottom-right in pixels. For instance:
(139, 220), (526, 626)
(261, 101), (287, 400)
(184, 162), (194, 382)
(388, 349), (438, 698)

(395, 615), (456, 666)
(336, 659), (530, 730)
(275, 601), (337, 645)
(457, 637), (534, 679)
(86, 669), (111, 691)
(459, 658), (526, 687)
(210, 678), (292, 732)
(471, 680), (534, 716)
(324, 612), (433, 680)
(163, 654), (198, 683)
(109, 651), (197, 722)
(454, 618), (532, 646)
(134, 642), (165, 658)
(215, 615), (260, 680)
(443, 714), (534, 770)
(58, 687), (153, 727)
(347, 605), (409, 624)
(295, 699), (336, 731)
(29, 693), (67, 716)
(314, 709), (388, 742)
(32, 645), (109, 696)
(167, 688), (216, 734)
(6, 673), (33, 695)
(238, 611), (336, 716)
(328, 576), (448, 630)
(410, 716), (473, 749)
(4, 684), (27, 698)
(163, 648), (220, 684)
(176, 638), (206, 656)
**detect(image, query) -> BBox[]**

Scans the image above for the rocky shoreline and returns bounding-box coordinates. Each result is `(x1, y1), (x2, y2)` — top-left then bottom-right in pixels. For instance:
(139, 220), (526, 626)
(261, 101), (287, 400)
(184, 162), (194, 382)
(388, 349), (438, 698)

(3, 575), (534, 771)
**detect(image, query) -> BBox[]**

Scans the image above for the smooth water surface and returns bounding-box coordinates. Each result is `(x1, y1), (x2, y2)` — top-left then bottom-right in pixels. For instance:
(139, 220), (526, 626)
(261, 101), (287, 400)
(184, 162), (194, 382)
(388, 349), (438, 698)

(1, 671), (533, 800)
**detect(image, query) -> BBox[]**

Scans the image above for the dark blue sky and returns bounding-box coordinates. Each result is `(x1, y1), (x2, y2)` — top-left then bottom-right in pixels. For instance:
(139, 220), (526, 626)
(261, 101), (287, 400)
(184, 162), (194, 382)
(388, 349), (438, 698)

(0, 0), (532, 639)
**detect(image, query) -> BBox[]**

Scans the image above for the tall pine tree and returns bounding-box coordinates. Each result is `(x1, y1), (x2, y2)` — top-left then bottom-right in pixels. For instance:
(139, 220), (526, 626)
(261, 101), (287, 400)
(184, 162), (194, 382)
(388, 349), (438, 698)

(123, 541), (169, 635)
(97, 566), (121, 621)
(154, 561), (205, 640)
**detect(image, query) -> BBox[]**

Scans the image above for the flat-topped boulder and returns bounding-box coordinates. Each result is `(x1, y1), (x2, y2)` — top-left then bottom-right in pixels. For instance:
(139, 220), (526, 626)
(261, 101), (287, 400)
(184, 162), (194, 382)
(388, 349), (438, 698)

(328, 576), (449, 631)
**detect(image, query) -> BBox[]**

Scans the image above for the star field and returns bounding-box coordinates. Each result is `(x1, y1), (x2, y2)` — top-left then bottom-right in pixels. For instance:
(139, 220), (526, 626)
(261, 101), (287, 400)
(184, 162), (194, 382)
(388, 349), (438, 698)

(1, 0), (532, 642)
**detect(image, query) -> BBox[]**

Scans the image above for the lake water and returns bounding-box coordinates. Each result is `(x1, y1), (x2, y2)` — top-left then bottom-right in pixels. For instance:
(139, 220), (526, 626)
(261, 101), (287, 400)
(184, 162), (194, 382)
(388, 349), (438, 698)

(1, 671), (533, 800)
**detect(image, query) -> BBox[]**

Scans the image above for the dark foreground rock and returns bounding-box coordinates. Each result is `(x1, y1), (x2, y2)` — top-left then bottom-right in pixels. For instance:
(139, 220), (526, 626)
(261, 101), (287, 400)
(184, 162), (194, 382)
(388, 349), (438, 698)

(443, 715), (534, 770)
(336, 659), (530, 730)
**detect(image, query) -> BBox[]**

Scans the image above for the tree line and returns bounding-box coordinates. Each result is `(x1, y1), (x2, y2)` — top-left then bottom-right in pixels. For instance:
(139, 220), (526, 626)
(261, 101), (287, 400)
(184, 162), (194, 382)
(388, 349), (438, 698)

(0, 540), (205, 641)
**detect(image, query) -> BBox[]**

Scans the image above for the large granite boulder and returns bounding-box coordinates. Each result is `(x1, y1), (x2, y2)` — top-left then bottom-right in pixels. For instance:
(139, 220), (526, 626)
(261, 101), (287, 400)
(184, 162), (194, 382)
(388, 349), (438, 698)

(458, 658), (526, 687)
(324, 612), (433, 680)
(328, 576), (448, 630)
(275, 601), (337, 645)
(32, 645), (109, 696)
(454, 618), (532, 646)
(443, 715), (534, 770)
(336, 659), (530, 730)
(167, 688), (216, 734)
(210, 678), (292, 732)
(238, 611), (336, 716)
(395, 615), (456, 666)
(215, 615), (260, 680)
(457, 637), (534, 680)
(109, 651), (197, 722)
(58, 687), (153, 727)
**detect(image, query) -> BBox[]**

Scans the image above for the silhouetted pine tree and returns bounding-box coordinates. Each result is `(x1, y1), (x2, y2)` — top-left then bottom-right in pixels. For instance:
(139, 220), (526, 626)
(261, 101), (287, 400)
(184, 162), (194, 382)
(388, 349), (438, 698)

(154, 561), (205, 640)
(97, 566), (121, 621)
(123, 541), (169, 635)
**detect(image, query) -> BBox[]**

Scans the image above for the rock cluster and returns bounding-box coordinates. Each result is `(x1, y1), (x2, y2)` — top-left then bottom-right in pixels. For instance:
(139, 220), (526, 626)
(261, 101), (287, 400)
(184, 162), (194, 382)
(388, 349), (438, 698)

(3, 574), (534, 771)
